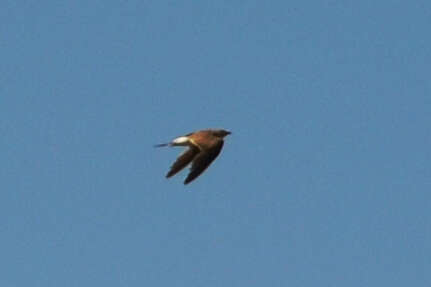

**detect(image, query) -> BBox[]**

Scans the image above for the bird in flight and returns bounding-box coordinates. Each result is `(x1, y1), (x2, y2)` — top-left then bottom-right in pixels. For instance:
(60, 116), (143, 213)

(155, 129), (231, 184)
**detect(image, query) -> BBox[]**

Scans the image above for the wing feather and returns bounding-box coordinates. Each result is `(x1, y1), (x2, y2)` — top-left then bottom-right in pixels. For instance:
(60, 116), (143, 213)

(184, 140), (224, 184)
(166, 146), (199, 178)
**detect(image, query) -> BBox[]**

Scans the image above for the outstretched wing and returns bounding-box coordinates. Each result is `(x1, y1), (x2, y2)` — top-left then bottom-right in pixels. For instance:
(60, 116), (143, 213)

(184, 140), (224, 184)
(166, 146), (200, 178)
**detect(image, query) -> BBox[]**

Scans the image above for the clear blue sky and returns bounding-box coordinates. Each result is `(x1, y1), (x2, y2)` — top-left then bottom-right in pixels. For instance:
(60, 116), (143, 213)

(1, 1), (430, 286)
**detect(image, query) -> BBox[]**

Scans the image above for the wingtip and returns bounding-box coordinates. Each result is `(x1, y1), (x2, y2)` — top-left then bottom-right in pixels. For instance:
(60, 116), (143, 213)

(166, 171), (174, 178)
(183, 176), (194, 185)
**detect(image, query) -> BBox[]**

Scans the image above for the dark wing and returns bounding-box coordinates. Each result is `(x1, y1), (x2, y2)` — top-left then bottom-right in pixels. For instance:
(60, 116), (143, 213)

(166, 146), (200, 178)
(184, 140), (224, 184)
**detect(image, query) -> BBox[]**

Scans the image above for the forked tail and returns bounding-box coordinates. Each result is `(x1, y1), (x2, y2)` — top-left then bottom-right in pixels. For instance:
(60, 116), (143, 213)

(154, 143), (170, 148)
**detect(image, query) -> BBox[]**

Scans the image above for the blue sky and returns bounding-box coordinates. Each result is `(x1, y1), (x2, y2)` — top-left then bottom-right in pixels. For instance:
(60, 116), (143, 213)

(1, 1), (430, 286)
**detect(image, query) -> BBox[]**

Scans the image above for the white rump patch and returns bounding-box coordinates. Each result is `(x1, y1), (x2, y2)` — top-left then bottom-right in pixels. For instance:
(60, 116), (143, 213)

(172, 136), (189, 145)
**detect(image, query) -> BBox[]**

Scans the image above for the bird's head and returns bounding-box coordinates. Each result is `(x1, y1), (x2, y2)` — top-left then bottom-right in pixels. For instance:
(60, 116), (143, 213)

(212, 129), (232, 138)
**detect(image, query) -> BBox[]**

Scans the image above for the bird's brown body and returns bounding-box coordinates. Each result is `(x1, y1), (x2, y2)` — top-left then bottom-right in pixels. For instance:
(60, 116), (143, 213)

(155, 129), (231, 184)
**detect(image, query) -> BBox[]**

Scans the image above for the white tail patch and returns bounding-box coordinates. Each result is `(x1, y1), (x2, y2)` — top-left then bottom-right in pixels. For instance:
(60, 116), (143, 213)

(172, 136), (189, 146)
